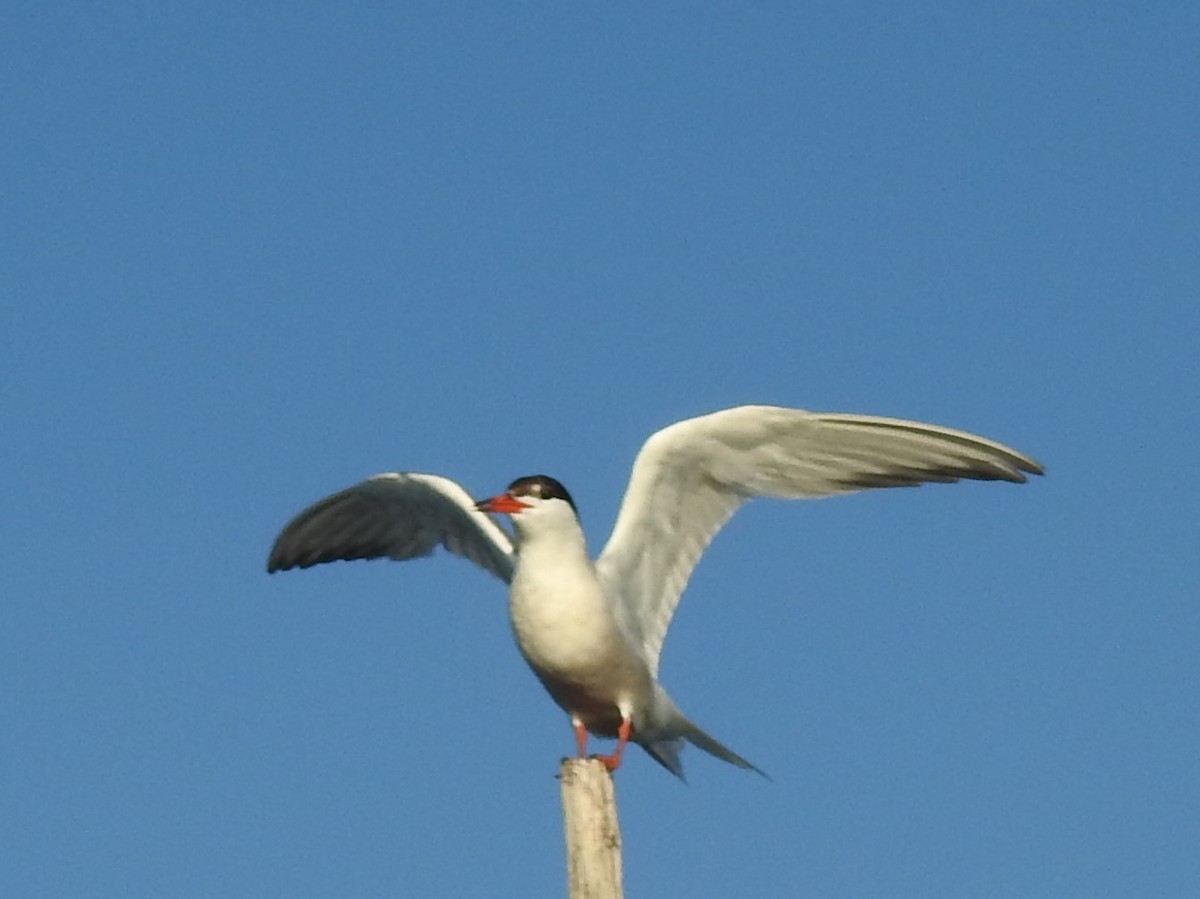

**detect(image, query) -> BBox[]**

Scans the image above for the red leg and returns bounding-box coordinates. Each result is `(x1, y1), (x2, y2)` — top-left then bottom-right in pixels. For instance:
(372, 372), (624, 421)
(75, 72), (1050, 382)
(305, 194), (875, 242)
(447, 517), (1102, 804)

(594, 719), (632, 773)
(573, 719), (588, 758)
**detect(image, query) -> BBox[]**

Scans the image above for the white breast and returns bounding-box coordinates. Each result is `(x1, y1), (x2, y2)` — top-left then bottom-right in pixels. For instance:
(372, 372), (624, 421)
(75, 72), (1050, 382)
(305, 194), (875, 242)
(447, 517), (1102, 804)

(508, 544), (618, 677)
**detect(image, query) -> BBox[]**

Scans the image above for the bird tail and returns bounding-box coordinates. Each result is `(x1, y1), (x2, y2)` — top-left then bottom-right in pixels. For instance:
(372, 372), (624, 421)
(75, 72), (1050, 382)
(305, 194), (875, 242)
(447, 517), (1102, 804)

(641, 736), (688, 778)
(640, 691), (767, 780)
(679, 718), (766, 778)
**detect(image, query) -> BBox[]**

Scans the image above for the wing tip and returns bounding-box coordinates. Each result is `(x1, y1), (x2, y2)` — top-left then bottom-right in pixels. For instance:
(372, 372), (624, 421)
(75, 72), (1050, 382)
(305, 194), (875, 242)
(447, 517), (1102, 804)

(265, 552), (301, 574)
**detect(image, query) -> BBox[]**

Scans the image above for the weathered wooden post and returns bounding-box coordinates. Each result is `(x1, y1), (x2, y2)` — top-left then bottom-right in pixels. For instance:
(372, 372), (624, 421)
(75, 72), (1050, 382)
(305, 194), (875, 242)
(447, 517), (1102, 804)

(559, 758), (623, 898)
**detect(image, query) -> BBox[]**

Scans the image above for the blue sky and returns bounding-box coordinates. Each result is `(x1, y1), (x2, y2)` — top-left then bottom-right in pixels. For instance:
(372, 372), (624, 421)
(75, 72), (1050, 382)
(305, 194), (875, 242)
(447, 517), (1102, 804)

(3, 3), (1196, 897)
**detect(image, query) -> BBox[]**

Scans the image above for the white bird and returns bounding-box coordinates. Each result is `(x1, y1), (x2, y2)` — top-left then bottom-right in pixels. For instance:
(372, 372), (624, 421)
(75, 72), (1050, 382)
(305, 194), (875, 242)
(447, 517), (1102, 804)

(267, 405), (1042, 778)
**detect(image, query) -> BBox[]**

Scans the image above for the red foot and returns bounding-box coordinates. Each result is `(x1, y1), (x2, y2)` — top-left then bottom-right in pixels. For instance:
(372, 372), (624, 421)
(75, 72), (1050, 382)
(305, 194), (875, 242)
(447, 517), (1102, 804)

(591, 719), (632, 773)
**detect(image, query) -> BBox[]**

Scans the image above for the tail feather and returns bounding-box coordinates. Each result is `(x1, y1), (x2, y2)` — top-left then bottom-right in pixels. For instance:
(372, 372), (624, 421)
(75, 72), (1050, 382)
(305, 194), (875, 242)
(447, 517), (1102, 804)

(642, 737), (687, 779)
(638, 690), (769, 780)
(679, 719), (769, 780)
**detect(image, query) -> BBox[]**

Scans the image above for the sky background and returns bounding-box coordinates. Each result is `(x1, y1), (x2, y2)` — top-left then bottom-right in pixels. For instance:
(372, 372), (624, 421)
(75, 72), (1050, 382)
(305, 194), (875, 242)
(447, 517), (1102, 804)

(3, 3), (1197, 897)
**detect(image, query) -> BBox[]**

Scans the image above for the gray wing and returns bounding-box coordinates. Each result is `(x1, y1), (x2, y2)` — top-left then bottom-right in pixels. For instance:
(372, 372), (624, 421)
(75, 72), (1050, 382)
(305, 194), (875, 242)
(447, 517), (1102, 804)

(267, 472), (514, 583)
(596, 406), (1043, 674)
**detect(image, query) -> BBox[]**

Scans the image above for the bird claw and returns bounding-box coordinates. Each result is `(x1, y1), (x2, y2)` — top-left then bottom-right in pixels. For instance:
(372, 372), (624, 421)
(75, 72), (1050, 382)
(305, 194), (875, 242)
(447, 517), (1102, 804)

(590, 752), (621, 773)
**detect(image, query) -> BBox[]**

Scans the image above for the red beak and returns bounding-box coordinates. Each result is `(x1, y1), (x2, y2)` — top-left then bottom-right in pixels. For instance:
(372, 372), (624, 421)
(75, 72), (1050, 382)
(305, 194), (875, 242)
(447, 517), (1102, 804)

(475, 494), (531, 515)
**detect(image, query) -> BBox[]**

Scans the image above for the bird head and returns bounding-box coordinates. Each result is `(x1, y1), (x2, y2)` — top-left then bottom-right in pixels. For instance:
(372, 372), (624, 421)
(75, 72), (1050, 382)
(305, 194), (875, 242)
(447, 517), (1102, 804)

(475, 474), (578, 536)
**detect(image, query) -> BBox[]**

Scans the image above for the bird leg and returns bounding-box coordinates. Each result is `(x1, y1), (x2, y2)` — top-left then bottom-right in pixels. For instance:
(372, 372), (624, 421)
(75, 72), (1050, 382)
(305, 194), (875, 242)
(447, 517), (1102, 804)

(572, 719), (588, 758)
(592, 719), (632, 773)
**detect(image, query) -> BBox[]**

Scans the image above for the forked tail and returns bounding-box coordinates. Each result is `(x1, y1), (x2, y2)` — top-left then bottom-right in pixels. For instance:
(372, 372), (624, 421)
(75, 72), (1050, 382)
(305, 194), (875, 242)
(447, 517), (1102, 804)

(679, 719), (766, 779)
(640, 698), (768, 780)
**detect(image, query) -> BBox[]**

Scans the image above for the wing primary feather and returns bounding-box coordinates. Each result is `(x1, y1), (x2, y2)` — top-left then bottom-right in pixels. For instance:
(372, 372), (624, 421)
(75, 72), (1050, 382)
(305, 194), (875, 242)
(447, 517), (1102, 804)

(267, 473), (514, 583)
(597, 405), (1042, 675)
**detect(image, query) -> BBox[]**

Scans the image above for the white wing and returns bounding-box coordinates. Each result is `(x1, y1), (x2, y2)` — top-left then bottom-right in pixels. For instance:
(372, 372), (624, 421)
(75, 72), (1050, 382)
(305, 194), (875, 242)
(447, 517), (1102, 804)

(267, 472), (515, 583)
(595, 406), (1042, 674)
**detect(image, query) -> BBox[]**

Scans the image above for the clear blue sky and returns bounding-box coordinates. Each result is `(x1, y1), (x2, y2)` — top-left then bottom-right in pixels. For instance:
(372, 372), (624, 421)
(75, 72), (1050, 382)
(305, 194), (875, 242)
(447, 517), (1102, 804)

(3, 4), (1196, 897)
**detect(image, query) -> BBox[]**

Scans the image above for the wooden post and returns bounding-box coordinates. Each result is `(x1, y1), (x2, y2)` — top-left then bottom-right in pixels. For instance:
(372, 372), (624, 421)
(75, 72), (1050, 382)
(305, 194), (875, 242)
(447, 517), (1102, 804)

(559, 758), (623, 898)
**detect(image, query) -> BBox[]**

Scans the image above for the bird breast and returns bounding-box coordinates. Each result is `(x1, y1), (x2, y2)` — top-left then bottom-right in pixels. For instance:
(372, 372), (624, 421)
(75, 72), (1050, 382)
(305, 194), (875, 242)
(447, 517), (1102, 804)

(507, 550), (627, 680)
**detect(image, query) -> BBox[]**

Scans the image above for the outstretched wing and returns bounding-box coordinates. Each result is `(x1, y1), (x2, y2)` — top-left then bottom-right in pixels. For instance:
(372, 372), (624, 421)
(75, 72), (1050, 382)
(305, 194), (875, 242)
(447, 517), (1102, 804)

(595, 406), (1042, 674)
(267, 472), (515, 583)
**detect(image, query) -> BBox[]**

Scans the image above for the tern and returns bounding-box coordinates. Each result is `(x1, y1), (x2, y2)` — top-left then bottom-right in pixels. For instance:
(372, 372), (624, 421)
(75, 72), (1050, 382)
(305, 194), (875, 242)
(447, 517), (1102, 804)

(267, 405), (1041, 778)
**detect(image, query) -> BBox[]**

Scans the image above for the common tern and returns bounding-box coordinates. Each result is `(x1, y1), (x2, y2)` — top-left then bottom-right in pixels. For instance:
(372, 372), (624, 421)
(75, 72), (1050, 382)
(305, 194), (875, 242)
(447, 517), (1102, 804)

(267, 405), (1041, 778)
